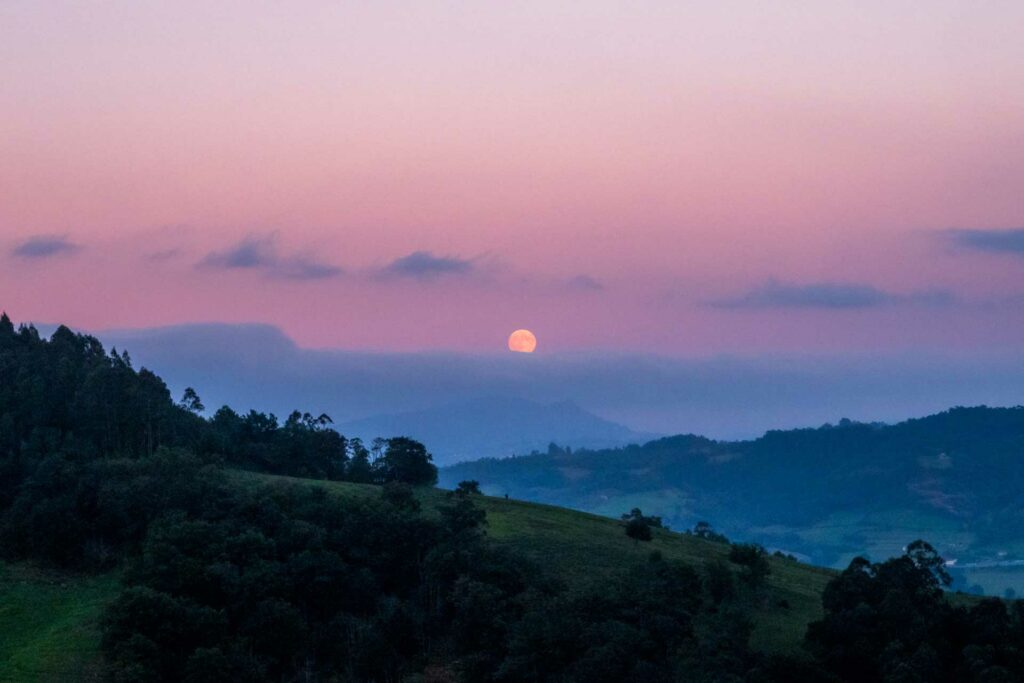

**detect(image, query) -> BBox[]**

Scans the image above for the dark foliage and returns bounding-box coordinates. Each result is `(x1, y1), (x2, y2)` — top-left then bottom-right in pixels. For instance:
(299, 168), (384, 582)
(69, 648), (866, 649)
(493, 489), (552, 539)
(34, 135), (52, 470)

(0, 315), (436, 494)
(728, 544), (771, 591)
(689, 521), (730, 544)
(621, 507), (664, 528)
(622, 508), (663, 543)
(454, 479), (482, 496)
(624, 516), (653, 543)
(807, 540), (1024, 682)
(372, 436), (439, 486)
(497, 554), (711, 682)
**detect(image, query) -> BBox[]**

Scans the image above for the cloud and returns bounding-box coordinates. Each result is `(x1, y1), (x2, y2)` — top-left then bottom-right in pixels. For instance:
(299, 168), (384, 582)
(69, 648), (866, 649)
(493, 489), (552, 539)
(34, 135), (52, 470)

(11, 234), (80, 259)
(379, 251), (475, 280)
(200, 235), (275, 270)
(273, 256), (344, 281)
(198, 235), (342, 280)
(946, 228), (1024, 255)
(709, 279), (952, 310)
(566, 275), (604, 291)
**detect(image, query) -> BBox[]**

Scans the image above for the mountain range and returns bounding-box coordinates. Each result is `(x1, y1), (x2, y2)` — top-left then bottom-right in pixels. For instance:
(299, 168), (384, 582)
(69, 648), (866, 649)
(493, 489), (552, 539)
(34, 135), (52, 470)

(341, 395), (656, 464)
(441, 405), (1024, 595)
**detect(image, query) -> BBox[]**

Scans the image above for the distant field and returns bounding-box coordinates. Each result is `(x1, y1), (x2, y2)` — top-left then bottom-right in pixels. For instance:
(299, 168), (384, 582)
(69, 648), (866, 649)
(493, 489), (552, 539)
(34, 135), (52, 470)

(234, 471), (836, 655)
(954, 566), (1024, 598)
(0, 563), (116, 681)
(749, 508), (977, 569)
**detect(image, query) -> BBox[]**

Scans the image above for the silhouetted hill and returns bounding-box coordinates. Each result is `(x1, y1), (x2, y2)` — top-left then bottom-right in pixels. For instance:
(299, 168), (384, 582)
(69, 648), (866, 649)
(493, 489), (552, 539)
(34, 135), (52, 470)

(341, 395), (657, 465)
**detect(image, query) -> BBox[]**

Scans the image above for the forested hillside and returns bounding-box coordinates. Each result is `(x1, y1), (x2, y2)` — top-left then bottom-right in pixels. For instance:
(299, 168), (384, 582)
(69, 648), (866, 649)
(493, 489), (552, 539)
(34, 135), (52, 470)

(443, 407), (1024, 585)
(4, 314), (1024, 682)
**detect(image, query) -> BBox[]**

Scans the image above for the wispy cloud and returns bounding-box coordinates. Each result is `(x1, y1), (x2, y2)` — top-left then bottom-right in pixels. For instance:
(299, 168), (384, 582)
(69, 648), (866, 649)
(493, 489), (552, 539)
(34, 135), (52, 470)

(274, 256), (344, 281)
(200, 235), (275, 270)
(198, 235), (343, 281)
(946, 228), (1024, 255)
(708, 279), (953, 310)
(378, 251), (475, 280)
(11, 234), (81, 259)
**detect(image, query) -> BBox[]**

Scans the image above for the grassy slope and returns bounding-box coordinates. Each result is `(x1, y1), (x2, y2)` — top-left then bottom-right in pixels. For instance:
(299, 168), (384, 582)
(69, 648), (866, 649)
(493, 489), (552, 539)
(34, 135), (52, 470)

(468, 487), (834, 654)
(233, 472), (835, 655)
(0, 563), (116, 681)
(0, 472), (837, 680)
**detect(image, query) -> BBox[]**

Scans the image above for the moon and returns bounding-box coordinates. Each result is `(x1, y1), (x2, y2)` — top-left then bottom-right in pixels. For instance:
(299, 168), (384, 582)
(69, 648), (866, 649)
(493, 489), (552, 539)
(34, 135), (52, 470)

(508, 329), (537, 353)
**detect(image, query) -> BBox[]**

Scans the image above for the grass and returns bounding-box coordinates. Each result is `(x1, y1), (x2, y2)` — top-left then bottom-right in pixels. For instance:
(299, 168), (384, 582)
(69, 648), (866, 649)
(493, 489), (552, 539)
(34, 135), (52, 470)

(0, 563), (117, 682)
(233, 471), (835, 655)
(467, 487), (834, 654)
(0, 471), (840, 679)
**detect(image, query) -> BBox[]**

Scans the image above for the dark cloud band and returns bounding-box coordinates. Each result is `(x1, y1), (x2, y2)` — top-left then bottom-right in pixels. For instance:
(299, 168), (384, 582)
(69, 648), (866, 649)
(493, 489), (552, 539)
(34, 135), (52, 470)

(709, 279), (952, 310)
(198, 235), (342, 280)
(11, 235), (80, 259)
(947, 228), (1024, 255)
(379, 251), (474, 280)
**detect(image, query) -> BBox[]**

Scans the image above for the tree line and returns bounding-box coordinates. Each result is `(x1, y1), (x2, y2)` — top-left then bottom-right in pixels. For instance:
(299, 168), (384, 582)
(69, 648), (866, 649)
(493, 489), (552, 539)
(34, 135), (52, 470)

(0, 315), (437, 492)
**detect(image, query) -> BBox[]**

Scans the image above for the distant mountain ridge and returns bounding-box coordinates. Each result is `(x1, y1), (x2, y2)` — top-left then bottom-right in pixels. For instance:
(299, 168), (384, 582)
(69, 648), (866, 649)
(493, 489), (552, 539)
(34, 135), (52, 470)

(341, 395), (658, 465)
(84, 322), (1024, 442)
(441, 405), (1024, 594)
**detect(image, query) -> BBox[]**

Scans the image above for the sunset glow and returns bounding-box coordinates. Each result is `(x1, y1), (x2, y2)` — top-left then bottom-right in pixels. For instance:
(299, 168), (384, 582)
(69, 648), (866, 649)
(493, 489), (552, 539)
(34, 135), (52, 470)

(1, 1), (1023, 354)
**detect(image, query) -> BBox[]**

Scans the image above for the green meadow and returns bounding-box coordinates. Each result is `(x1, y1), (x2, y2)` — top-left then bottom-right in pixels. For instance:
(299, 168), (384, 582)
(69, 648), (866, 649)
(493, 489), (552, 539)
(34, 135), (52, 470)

(0, 563), (116, 681)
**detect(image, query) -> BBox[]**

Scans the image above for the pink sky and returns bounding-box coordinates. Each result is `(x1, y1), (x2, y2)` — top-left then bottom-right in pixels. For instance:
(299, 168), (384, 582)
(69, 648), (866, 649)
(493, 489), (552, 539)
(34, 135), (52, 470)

(2, 1), (1023, 353)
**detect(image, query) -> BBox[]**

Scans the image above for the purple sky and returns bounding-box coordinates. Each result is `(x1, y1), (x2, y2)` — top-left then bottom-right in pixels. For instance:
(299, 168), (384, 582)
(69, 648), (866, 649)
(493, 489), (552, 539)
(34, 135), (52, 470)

(2, 1), (1023, 354)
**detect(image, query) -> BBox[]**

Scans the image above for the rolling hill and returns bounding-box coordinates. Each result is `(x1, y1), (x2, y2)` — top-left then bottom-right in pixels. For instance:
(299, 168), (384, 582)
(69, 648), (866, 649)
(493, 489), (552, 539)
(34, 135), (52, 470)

(0, 472), (836, 678)
(441, 406), (1024, 593)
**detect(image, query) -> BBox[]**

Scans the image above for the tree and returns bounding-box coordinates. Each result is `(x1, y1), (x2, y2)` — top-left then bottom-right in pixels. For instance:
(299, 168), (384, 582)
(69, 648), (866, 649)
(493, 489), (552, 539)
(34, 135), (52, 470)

(381, 482), (421, 512)
(728, 544), (770, 590)
(625, 516), (653, 543)
(179, 388), (205, 414)
(905, 539), (952, 587)
(0, 312), (14, 340)
(806, 541), (965, 681)
(439, 495), (488, 536)
(622, 508), (662, 543)
(691, 521), (729, 543)
(618, 507), (659, 540)
(454, 480), (481, 496)
(346, 438), (374, 483)
(373, 437), (438, 486)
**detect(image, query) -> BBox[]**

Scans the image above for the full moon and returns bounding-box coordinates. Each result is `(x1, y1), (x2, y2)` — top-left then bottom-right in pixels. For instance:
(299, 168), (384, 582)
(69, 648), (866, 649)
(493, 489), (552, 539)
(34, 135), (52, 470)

(508, 329), (537, 353)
